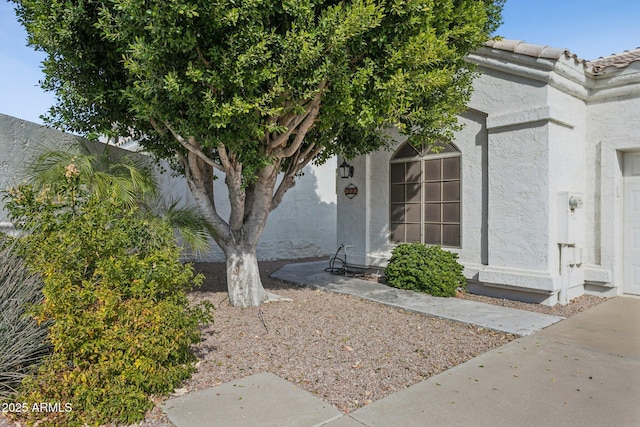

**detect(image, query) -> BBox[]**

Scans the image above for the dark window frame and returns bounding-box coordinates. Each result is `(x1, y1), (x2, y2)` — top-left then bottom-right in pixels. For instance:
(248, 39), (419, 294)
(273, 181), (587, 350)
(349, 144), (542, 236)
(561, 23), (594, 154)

(389, 141), (462, 248)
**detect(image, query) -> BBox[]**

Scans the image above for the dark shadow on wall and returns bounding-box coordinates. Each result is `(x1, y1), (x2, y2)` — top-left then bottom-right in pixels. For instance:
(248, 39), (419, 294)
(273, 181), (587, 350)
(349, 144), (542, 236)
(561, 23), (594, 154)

(257, 161), (337, 260)
(466, 109), (489, 266)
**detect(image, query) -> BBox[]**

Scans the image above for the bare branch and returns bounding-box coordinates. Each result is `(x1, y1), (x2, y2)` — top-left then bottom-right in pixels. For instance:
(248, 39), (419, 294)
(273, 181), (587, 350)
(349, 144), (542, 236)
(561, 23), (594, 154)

(151, 118), (225, 173)
(262, 117), (275, 146)
(226, 174), (245, 232)
(298, 144), (324, 170)
(280, 104), (320, 158)
(270, 172), (296, 213)
(148, 117), (164, 135)
(268, 80), (327, 153)
(267, 109), (311, 151)
(279, 112), (298, 129)
(217, 142), (234, 173)
(242, 164), (279, 245)
(182, 151), (231, 244)
(299, 141), (317, 160)
(243, 182), (256, 223)
(196, 45), (212, 69)
(216, 143), (246, 232)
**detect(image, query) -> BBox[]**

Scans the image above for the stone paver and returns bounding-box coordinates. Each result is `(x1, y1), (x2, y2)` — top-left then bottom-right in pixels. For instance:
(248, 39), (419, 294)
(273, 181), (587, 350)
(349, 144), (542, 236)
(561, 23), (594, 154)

(163, 372), (343, 427)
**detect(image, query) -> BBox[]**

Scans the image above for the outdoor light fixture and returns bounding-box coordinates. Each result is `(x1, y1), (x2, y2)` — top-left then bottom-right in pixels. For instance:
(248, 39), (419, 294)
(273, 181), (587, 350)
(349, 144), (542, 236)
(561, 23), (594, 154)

(339, 160), (354, 179)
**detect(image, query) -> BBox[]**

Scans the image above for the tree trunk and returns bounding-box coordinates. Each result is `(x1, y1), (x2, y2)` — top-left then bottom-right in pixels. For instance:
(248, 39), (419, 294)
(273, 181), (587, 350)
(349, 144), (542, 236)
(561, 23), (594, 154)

(223, 243), (267, 308)
(181, 150), (293, 308)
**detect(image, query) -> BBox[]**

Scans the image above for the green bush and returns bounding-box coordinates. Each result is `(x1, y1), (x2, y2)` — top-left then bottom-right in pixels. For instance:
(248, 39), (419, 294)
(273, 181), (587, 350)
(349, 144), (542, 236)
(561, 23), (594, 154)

(0, 238), (50, 399)
(384, 243), (466, 297)
(3, 173), (212, 426)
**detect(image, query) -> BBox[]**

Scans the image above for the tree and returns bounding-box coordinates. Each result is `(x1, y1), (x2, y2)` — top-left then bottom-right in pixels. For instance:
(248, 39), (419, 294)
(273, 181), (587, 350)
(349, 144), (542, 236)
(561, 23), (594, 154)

(11, 0), (503, 307)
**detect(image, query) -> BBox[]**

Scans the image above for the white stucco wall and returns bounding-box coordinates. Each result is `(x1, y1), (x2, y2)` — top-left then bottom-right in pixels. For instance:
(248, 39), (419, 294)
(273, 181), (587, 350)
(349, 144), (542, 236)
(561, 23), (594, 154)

(584, 61), (640, 294)
(447, 58), (571, 303)
(486, 123), (551, 270)
(337, 45), (640, 305)
(0, 113), (337, 261)
(336, 152), (370, 263)
(462, 61), (566, 303)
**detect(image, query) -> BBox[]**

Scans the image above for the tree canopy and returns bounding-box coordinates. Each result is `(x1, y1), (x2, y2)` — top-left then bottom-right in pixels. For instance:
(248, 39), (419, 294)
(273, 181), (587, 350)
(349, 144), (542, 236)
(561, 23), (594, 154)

(12, 0), (504, 306)
(15, 0), (502, 164)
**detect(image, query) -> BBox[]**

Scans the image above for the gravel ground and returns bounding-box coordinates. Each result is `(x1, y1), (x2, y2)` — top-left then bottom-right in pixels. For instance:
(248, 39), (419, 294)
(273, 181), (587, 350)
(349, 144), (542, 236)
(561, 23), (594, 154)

(455, 288), (607, 317)
(1, 257), (609, 427)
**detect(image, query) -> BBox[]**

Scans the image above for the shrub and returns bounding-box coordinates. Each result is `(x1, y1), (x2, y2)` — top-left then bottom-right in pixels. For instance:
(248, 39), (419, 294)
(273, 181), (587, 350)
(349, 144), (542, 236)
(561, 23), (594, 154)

(0, 238), (50, 399)
(3, 176), (212, 426)
(384, 243), (466, 297)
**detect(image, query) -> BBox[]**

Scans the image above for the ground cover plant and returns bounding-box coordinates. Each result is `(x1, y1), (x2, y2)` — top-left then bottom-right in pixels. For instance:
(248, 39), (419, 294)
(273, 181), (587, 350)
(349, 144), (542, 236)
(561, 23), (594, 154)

(385, 243), (465, 297)
(2, 160), (213, 426)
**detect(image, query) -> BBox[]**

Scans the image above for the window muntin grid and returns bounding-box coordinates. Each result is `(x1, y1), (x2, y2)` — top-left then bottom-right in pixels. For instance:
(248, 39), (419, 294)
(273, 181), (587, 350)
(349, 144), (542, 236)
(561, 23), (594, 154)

(390, 142), (461, 247)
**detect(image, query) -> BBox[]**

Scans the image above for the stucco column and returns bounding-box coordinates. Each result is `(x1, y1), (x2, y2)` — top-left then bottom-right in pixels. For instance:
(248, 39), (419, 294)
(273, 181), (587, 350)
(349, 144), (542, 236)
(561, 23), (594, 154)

(477, 119), (561, 304)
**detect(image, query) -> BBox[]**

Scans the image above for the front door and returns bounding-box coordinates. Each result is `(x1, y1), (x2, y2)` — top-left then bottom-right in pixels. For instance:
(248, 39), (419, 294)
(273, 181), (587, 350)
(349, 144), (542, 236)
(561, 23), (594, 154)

(624, 152), (640, 295)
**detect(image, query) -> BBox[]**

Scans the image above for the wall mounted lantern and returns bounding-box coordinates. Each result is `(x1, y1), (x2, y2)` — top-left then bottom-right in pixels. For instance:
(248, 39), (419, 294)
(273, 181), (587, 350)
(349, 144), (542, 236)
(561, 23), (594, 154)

(339, 160), (354, 179)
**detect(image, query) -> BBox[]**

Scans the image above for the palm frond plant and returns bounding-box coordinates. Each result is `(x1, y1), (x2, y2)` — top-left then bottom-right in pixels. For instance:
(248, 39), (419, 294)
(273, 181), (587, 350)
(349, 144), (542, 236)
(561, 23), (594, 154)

(19, 142), (211, 255)
(153, 199), (214, 258)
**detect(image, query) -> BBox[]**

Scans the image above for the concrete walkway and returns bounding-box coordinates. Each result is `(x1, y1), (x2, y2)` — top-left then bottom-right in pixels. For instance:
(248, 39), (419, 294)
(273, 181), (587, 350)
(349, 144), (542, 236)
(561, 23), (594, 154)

(163, 262), (640, 427)
(271, 261), (563, 336)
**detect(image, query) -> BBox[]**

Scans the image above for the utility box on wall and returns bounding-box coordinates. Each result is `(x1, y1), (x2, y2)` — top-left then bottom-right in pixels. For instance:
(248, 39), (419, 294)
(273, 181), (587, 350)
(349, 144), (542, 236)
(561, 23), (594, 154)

(557, 192), (584, 245)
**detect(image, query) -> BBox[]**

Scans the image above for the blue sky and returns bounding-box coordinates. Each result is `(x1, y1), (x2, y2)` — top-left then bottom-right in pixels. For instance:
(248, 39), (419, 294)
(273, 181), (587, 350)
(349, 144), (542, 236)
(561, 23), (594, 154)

(1, 0), (639, 124)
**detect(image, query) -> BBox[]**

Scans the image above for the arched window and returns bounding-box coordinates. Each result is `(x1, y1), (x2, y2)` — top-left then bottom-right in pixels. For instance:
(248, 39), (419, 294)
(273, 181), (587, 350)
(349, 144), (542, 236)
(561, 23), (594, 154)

(390, 141), (461, 247)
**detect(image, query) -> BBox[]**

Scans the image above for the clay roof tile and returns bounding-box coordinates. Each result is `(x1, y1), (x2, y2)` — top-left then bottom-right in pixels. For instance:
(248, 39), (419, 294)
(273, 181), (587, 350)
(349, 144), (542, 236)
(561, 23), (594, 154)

(483, 39), (640, 74)
(484, 39), (570, 60)
(587, 48), (640, 73)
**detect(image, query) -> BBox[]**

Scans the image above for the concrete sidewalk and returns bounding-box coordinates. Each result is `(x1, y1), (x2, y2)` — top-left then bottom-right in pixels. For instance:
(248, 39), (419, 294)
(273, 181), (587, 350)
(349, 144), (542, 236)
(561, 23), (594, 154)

(163, 263), (640, 427)
(342, 296), (640, 427)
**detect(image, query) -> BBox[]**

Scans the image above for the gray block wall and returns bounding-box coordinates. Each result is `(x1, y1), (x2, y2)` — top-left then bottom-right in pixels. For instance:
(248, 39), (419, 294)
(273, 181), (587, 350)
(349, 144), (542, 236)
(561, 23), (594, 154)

(0, 113), (337, 260)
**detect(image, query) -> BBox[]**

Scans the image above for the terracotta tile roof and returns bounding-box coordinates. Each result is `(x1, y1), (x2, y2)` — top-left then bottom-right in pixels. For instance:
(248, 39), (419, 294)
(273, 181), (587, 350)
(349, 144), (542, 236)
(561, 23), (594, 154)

(483, 39), (640, 75)
(587, 48), (640, 73)
(484, 39), (571, 60)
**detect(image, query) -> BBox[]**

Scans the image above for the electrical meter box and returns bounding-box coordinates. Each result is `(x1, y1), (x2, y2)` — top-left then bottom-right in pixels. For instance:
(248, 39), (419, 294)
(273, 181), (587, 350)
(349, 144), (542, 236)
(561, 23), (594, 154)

(557, 192), (584, 245)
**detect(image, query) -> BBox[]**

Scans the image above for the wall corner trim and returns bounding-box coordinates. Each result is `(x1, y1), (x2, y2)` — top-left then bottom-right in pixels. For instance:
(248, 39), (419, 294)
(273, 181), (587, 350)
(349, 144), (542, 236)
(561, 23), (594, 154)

(478, 265), (561, 294)
(486, 105), (574, 131)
